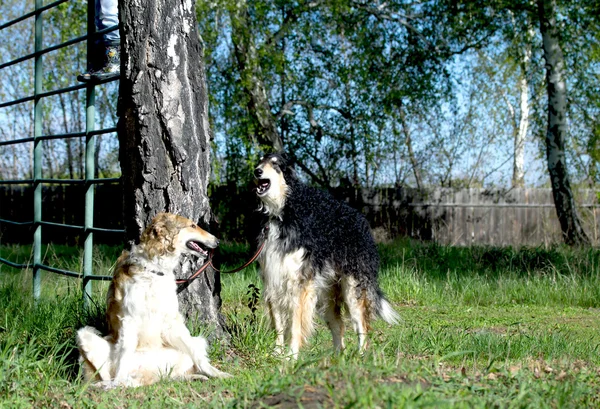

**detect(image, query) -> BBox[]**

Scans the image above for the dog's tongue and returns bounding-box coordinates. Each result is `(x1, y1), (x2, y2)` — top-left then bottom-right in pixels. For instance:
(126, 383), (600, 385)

(187, 241), (208, 255)
(256, 179), (269, 194)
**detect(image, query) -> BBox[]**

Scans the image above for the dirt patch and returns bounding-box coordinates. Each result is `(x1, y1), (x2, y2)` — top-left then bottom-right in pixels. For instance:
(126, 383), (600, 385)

(249, 385), (333, 409)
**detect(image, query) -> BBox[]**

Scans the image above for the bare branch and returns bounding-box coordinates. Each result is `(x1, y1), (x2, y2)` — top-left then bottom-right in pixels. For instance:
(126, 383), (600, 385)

(264, 0), (324, 48)
(292, 152), (329, 187)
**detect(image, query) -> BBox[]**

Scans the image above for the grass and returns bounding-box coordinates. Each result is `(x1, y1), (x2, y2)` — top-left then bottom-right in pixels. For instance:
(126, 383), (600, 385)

(1, 240), (600, 408)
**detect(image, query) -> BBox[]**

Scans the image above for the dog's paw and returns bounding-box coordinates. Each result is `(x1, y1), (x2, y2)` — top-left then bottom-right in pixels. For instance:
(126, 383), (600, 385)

(284, 352), (299, 362)
(216, 370), (233, 379)
(196, 362), (232, 379)
(185, 374), (210, 382)
(93, 377), (138, 389)
(209, 367), (233, 379)
(91, 380), (118, 390)
(272, 345), (287, 357)
(272, 346), (297, 361)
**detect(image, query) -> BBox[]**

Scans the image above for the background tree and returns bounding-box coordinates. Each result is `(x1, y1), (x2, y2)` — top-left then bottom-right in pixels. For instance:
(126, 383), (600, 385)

(537, 0), (589, 244)
(229, 0), (283, 152)
(118, 0), (226, 333)
(198, 0), (523, 189)
(2, 0), (600, 247)
(0, 0), (119, 181)
(560, 2), (600, 185)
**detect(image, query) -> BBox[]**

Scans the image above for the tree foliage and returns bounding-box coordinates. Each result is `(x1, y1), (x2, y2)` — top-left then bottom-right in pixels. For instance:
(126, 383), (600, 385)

(0, 0), (119, 181)
(1, 0), (599, 244)
(197, 0), (599, 192)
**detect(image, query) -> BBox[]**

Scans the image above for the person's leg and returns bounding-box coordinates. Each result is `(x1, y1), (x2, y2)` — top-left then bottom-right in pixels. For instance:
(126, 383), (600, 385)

(95, 0), (119, 46)
(78, 0), (120, 82)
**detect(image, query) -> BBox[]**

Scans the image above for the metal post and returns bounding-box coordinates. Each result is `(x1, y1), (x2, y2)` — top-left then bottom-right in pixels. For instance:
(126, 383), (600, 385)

(83, 0), (96, 308)
(32, 0), (44, 301)
(83, 92), (95, 308)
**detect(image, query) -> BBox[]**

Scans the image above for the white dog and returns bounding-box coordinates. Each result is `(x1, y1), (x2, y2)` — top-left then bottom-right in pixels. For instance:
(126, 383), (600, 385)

(77, 212), (231, 388)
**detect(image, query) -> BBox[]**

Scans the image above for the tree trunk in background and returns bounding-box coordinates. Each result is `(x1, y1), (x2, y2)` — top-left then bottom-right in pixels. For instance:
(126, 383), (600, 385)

(118, 0), (227, 336)
(537, 0), (589, 245)
(512, 48), (531, 188)
(230, 0), (283, 152)
(509, 15), (534, 189)
(398, 103), (423, 191)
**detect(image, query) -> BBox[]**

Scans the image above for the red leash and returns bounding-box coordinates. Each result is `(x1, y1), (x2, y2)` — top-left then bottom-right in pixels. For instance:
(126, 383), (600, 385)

(175, 254), (215, 285)
(175, 239), (267, 285)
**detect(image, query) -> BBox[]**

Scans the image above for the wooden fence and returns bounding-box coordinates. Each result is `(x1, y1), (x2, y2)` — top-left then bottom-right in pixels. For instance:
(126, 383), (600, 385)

(343, 187), (600, 246)
(2, 185), (600, 247)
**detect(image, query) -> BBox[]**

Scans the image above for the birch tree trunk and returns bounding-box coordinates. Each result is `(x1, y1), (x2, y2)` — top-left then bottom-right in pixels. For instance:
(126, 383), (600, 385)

(507, 13), (534, 188)
(537, 0), (589, 245)
(398, 103), (423, 190)
(230, 0), (283, 152)
(512, 59), (530, 188)
(117, 0), (227, 335)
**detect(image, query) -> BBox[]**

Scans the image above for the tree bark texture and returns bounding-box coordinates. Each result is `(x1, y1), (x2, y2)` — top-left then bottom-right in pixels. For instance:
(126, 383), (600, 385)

(537, 0), (589, 245)
(117, 0), (227, 335)
(230, 0), (284, 151)
(398, 103), (423, 191)
(512, 71), (528, 188)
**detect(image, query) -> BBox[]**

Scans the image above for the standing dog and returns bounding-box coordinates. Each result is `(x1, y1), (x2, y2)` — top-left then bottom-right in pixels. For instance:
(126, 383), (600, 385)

(254, 153), (399, 358)
(77, 212), (231, 388)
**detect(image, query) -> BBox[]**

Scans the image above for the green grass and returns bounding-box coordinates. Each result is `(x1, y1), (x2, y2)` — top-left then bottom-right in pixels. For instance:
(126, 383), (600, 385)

(1, 240), (600, 408)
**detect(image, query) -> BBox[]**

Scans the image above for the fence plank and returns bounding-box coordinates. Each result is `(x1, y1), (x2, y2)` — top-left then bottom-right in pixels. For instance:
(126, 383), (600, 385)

(3, 185), (600, 247)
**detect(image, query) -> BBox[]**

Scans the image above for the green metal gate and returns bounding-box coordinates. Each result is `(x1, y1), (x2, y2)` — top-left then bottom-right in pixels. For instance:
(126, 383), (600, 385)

(0, 0), (122, 307)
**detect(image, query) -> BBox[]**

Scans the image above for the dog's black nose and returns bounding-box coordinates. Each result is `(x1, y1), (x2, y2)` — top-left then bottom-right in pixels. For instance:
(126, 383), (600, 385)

(254, 168), (263, 178)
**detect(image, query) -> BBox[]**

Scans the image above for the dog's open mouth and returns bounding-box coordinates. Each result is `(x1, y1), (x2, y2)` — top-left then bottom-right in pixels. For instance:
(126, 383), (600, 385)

(186, 240), (209, 257)
(256, 178), (271, 196)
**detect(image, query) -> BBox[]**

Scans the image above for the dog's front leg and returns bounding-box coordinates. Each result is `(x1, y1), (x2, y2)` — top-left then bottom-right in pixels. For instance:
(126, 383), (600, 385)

(267, 301), (286, 354)
(163, 319), (231, 379)
(110, 318), (139, 387)
(288, 283), (317, 359)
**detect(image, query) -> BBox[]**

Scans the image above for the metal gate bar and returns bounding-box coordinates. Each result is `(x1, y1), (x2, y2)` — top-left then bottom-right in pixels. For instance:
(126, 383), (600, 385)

(0, 0), (123, 306)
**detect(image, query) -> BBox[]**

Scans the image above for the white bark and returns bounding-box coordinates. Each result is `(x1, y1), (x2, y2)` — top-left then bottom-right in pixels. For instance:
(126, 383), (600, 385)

(512, 32), (532, 188)
(538, 0), (589, 244)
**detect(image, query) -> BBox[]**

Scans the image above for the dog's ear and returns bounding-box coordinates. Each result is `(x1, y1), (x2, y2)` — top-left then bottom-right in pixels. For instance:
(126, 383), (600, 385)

(272, 151), (293, 169)
(141, 213), (175, 257)
(276, 151), (298, 179)
(145, 213), (168, 239)
(149, 223), (166, 240)
(277, 151), (292, 165)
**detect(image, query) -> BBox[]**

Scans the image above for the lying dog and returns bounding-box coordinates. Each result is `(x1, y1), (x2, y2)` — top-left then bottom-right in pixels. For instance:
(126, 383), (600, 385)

(254, 153), (399, 358)
(77, 212), (231, 388)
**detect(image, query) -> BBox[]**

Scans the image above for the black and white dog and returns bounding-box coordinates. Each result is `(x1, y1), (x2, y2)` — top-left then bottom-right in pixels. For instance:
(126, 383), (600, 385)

(254, 153), (399, 358)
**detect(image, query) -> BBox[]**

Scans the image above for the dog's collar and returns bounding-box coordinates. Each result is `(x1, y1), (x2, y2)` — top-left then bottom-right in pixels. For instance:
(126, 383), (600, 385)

(128, 255), (172, 277)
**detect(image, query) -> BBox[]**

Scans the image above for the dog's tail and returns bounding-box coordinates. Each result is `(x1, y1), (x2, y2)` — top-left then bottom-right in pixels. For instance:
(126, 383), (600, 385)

(377, 296), (400, 325)
(364, 284), (400, 325)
